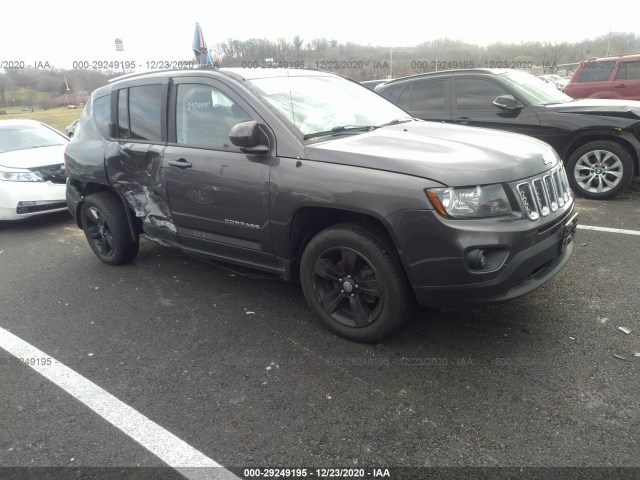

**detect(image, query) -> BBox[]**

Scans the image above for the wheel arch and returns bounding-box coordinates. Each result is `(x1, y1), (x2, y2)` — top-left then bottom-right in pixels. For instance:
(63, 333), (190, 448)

(287, 206), (408, 284)
(73, 182), (140, 240)
(561, 131), (640, 176)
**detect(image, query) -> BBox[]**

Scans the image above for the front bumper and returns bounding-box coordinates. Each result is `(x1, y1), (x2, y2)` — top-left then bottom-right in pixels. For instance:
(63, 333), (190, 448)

(386, 203), (577, 308)
(0, 180), (67, 221)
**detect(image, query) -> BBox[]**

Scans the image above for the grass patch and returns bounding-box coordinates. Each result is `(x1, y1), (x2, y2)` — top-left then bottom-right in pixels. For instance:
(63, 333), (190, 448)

(0, 106), (82, 135)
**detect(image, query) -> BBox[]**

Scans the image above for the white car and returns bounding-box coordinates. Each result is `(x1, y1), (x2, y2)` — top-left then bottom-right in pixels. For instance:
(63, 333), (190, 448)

(0, 119), (69, 221)
(537, 74), (568, 91)
(66, 119), (79, 137)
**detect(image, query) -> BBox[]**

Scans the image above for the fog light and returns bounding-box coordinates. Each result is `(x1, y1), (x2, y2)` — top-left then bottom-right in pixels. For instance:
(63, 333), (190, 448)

(466, 249), (487, 270)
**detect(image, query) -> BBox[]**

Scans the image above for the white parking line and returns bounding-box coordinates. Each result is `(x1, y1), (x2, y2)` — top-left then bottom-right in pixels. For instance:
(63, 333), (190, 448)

(0, 326), (239, 480)
(577, 224), (640, 236)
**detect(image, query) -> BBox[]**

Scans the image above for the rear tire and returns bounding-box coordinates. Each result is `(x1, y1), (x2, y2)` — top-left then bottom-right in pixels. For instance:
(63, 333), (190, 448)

(300, 223), (413, 342)
(80, 191), (139, 265)
(566, 140), (634, 199)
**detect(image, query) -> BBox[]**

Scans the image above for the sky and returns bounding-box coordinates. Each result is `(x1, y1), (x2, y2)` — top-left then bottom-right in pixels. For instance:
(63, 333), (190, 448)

(1, 0), (638, 70)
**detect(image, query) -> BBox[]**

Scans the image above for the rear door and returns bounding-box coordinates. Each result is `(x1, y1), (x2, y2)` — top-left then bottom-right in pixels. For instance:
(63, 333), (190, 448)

(406, 79), (451, 121)
(379, 80), (452, 121)
(104, 79), (175, 241)
(566, 60), (616, 98)
(162, 76), (278, 271)
(613, 59), (640, 100)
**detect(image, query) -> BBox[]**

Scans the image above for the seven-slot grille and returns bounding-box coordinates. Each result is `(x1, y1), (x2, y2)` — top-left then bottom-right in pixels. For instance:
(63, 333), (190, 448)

(516, 164), (572, 221)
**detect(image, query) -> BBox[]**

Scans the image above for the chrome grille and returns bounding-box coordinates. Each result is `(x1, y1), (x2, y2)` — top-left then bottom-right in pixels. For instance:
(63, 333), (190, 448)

(543, 175), (558, 212)
(516, 163), (572, 221)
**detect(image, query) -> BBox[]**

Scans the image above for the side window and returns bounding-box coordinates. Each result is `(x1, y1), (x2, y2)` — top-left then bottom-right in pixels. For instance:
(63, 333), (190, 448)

(412, 80), (446, 111)
(615, 61), (640, 81)
(117, 89), (130, 139)
(176, 84), (252, 150)
(397, 85), (411, 110)
(129, 85), (163, 141)
(577, 61), (615, 82)
(93, 95), (111, 139)
(455, 79), (508, 110)
(380, 86), (403, 104)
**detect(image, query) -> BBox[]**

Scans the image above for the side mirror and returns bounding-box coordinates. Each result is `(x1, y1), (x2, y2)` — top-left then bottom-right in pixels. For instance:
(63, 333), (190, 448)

(229, 120), (269, 154)
(493, 95), (520, 110)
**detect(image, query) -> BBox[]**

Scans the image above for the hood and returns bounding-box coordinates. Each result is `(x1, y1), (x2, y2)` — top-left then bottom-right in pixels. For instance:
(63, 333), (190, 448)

(545, 99), (640, 119)
(304, 121), (558, 186)
(0, 145), (67, 169)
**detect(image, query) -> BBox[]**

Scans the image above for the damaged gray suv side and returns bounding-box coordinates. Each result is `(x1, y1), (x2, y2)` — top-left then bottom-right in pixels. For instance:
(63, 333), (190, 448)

(65, 68), (578, 342)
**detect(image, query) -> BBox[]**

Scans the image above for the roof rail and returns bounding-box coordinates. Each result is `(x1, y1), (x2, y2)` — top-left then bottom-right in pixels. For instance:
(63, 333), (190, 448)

(107, 66), (218, 83)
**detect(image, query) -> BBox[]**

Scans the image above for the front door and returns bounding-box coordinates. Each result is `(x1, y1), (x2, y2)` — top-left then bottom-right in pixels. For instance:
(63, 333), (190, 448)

(162, 78), (277, 270)
(451, 77), (542, 138)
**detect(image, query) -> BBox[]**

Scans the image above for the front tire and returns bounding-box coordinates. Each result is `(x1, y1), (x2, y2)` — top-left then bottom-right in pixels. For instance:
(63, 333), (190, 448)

(300, 224), (413, 342)
(80, 191), (139, 265)
(566, 140), (634, 199)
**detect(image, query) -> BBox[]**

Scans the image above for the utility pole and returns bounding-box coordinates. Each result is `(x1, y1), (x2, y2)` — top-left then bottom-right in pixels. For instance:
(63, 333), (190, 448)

(389, 48), (393, 79)
(63, 74), (70, 107)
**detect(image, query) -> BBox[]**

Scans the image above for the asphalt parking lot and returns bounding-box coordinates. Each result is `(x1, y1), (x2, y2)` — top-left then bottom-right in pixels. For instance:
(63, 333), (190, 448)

(1, 184), (639, 480)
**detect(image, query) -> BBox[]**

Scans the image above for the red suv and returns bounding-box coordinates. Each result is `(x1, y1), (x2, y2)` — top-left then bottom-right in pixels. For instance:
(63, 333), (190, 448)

(564, 54), (640, 100)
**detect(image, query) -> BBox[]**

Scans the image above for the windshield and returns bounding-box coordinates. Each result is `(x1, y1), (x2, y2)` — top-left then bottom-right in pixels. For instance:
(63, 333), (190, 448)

(499, 70), (573, 106)
(0, 124), (67, 153)
(245, 74), (411, 139)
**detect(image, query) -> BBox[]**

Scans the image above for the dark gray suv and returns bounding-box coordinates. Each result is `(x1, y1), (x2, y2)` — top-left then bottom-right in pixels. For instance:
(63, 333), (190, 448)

(65, 68), (577, 342)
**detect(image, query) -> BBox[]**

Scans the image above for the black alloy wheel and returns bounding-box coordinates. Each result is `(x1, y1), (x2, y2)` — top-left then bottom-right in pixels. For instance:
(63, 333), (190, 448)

(80, 191), (139, 265)
(300, 224), (412, 342)
(311, 246), (384, 328)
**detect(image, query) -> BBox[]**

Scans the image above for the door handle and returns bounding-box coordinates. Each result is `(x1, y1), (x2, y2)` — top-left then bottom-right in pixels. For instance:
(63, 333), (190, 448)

(614, 83), (627, 88)
(168, 158), (193, 169)
(121, 143), (151, 154)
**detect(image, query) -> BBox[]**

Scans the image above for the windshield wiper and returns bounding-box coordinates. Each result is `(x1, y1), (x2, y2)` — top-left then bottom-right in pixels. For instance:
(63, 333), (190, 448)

(376, 117), (414, 127)
(303, 118), (414, 140)
(540, 100), (572, 106)
(303, 125), (376, 140)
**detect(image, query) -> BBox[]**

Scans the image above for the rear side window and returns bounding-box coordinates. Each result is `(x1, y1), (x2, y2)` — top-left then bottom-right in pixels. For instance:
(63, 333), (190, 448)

(93, 96), (111, 138)
(129, 86), (163, 141)
(615, 60), (640, 80)
(116, 85), (163, 141)
(117, 89), (130, 139)
(577, 61), (615, 82)
(397, 86), (411, 110)
(412, 80), (446, 111)
(380, 86), (404, 104)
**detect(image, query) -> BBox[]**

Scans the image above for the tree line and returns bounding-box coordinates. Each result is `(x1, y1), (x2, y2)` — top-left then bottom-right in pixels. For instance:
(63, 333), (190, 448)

(1, 32), (638, 108)
(211, 32), (640, 80)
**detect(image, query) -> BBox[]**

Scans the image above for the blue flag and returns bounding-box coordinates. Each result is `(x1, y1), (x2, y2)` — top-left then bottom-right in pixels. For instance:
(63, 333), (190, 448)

(192, 22), (212, 66)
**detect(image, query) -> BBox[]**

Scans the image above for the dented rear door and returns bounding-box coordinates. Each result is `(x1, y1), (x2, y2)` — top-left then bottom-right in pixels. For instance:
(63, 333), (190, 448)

(104, 79), (177, 242)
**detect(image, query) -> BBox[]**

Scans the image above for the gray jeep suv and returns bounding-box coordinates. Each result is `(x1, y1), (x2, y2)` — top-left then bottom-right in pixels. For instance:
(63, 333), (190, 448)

(65, 68), (577, 342)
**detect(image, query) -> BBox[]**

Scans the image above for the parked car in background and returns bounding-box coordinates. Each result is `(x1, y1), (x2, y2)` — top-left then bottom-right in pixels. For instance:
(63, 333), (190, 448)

(0, 119), (68, 221)
(376, 68), (640, 199)
(537, 74), (568, 91)
(361, 79), (387, 90)
(564, 54), (640, 100)
(65, 68), (576, 342)
(66, 119), (79, 137)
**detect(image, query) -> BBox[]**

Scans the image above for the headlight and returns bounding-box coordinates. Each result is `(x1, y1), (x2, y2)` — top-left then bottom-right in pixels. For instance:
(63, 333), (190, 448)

(0, 170), (44, 182)
(427, 184), (512, 218)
